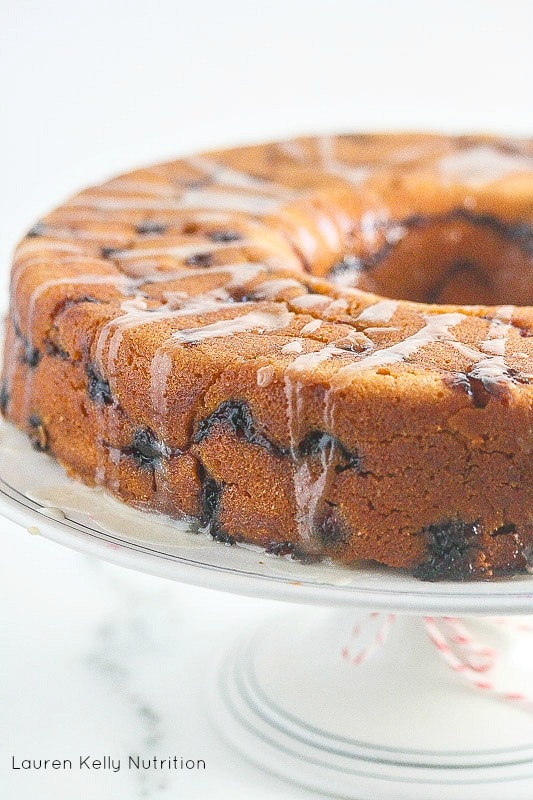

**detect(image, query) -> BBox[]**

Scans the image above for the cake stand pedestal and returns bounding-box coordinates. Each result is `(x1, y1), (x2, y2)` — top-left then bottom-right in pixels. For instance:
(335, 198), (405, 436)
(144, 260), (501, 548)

(1, 420), (532, 799)
(211, 609), (533, 799)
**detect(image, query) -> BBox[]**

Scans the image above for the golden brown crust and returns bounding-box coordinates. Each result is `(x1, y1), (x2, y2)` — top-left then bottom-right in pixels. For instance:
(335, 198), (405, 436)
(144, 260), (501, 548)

(2, 132), (533, 580)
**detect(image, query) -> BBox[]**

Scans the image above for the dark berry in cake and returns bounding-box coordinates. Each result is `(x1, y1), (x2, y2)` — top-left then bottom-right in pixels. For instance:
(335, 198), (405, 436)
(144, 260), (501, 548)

(413, 520), (482, 581)
(86, 364), (113, 405)
(124, 428), (166, 468)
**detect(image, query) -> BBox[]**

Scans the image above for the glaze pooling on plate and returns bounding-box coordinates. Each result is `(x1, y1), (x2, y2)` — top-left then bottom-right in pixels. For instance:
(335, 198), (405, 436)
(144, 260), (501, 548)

(1, 133), (533, 580)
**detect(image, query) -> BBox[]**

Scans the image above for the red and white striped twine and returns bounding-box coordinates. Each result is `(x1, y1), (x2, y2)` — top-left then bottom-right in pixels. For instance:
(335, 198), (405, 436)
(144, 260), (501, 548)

(341, 613), (533, 713)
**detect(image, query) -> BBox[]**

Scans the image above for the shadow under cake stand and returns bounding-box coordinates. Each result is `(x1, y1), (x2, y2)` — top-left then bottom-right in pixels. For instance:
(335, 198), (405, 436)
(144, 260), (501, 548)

(1, 420), (532, 800)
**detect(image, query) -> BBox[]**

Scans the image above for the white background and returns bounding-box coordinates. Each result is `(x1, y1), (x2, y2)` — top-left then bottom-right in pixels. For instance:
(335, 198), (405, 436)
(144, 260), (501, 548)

(1, 1), (532, 798)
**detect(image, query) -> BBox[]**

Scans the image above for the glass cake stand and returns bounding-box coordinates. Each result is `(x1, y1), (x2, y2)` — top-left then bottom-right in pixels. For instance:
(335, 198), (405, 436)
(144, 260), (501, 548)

(1, 418), (532, 800)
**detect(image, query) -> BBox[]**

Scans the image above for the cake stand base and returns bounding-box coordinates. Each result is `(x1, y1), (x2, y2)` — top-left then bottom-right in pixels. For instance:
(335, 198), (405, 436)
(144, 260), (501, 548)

(211, 609), (533, 799)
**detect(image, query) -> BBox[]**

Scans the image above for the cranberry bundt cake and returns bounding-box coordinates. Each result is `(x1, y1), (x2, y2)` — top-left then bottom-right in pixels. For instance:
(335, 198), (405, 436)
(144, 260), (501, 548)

(2, 133), (532, 580)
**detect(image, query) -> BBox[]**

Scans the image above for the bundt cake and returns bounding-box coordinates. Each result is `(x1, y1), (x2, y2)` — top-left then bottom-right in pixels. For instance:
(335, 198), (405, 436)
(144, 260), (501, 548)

(2, 133), (532, 580)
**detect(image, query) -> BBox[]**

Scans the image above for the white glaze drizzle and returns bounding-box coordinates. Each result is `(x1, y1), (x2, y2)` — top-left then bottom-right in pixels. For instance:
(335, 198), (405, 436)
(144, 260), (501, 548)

(362, 326), (401, 336)
(15, 238), (89, 256)
(98, 296), (292, 476)
(98, 177), (178, 196)
(132, 261), (267, 287)
(281, 339), (304, 355)
(277, 140), (308, 161)
(7, 265), (124, 384)
(467, 355), (515, 385)
(171, 307), (294, 344)
(256, 365), (275, 387)
(438, 146), (533, 187)
(95, 295), (247, 386)
(24, 273), (128, 311)
(292, 389), (335, 544)
(451, 341), (518, 387)
(295, 224), (320, 262)
(149, 344), (172, 408)
(37, 506), (66, 520)
(318, 136), (371, 185)
(66, 189), (283, 215)
(329, 262), (364, 289)
(300, 319), (323, 334)
(250, 278), (303, 299)
(330, 310), (523, 390)
(315, 212), (344, 252)
(287, 342), (347, 373)
(147, 300), (293, 423)
(187, 156), (295, 199)
(480, 305), (515, 356)
(357, 299), (399, 324)
(284, 343), (343, 542)
(359, 210), (387, 247)
(331, 313), (467, 383)
(10, 253), (122, 303)
(92, 258), (282, 430)
(386, 141), (446, 165)
(325, 298), (349, 315)
(110, 238), (247, 261)
(164, 188), (286, 215)
(289, 294), (332, 311)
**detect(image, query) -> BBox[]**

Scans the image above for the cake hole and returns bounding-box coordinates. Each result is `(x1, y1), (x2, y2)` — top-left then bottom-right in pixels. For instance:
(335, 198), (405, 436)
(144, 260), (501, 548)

(329, 211), (533, 306)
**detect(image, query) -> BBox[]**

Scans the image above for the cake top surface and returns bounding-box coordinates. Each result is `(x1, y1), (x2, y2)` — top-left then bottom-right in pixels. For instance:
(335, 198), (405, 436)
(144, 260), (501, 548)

(8, 133), (533, 404)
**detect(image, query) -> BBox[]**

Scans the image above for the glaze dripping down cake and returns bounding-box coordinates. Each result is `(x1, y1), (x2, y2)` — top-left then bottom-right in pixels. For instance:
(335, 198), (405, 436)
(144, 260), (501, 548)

(1, 133), (532, 580)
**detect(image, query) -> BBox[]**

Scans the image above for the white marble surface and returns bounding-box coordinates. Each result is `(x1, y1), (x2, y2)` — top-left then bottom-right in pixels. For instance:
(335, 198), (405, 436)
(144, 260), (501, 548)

(1, 522), (323, 800)
(1, 1), (532, 797)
